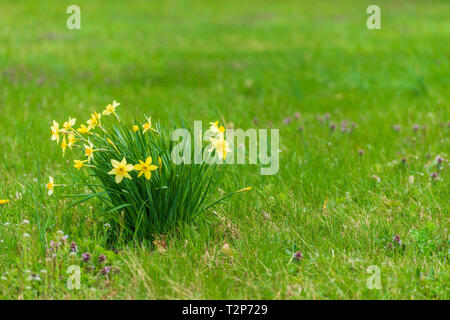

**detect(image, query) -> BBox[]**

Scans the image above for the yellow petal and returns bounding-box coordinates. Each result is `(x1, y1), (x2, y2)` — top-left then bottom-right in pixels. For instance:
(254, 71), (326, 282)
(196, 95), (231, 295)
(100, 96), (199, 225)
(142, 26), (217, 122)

(148, 165), (158, 171)
(111, 159), (120, 168)
(115, 175), (124, 184)
(145, 171), (151, 180)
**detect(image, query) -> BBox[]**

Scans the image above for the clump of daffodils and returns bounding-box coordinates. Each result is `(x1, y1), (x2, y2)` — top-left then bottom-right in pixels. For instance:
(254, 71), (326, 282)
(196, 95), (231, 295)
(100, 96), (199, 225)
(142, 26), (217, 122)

(48, 100), (249, 241)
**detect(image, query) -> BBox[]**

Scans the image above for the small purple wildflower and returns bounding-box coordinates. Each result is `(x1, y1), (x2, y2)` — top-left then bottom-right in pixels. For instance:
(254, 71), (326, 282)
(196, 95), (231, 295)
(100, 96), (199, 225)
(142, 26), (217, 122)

(329, 123), (337, 131)
(413, 124), (419, 132)
(82, 253), (91, 262)
(98, 254), (107, 263)
(358, 149), (364, 156)
(393, 125), (401, 132)
(431, 172), (438, 180)
(101, 266), (111, 275)
(70, 241), (78, 252)
(252, 117), (259, 125)
(297, 126), (304, 132)
(49, 240), (55, 251)
(324, 113), (331, 120)
(393, 235), (401, 245)
(283, 117), (292, 125)
(294, 112), (301, 119)
(293, 251), (303, 261)
(435, 156), (443, 164)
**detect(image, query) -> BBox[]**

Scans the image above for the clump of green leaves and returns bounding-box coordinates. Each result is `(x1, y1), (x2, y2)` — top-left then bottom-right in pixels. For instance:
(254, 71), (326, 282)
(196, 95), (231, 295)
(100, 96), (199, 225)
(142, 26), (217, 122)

(89, 123), (224, 241)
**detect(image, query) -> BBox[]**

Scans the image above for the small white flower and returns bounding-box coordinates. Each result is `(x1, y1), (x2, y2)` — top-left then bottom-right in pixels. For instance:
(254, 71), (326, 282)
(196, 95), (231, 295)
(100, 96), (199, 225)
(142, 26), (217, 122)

(22, 219), (30, 225)
(23, 233), (30, 238)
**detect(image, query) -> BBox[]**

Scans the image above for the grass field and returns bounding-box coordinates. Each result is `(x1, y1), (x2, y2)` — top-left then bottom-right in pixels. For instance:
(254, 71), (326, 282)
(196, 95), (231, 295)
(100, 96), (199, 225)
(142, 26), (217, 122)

(0, 0), (448, 299)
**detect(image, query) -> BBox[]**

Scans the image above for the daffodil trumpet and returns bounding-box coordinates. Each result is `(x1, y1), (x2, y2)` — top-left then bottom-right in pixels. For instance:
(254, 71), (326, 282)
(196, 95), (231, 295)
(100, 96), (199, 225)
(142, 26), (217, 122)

(134, 156), (158, 180)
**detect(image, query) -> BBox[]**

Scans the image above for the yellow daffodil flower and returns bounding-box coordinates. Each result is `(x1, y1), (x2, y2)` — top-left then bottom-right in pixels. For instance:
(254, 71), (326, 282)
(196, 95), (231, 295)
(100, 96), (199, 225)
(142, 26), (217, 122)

(46, 176), (55, 196)
(67, 134), (76, 149)
(134, 156), (158, 180)
(108, 158), (134, 184)
(73, 160), (87, 171)
(61, 136), (67, 156)
(208, 136), (231, 160)
(142, 117), (158, 134)
(132, 125), (139, 132)
(63, 117), (76, 130)
(0, 199), (10, 205)
(84, 143), (95, 162)
(77, 124), (91, 134)
(87, 112), (101, 129)
(45, 176), (66, 196)
(103, 100), (120, 116)
(51, 120), (60, 142)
